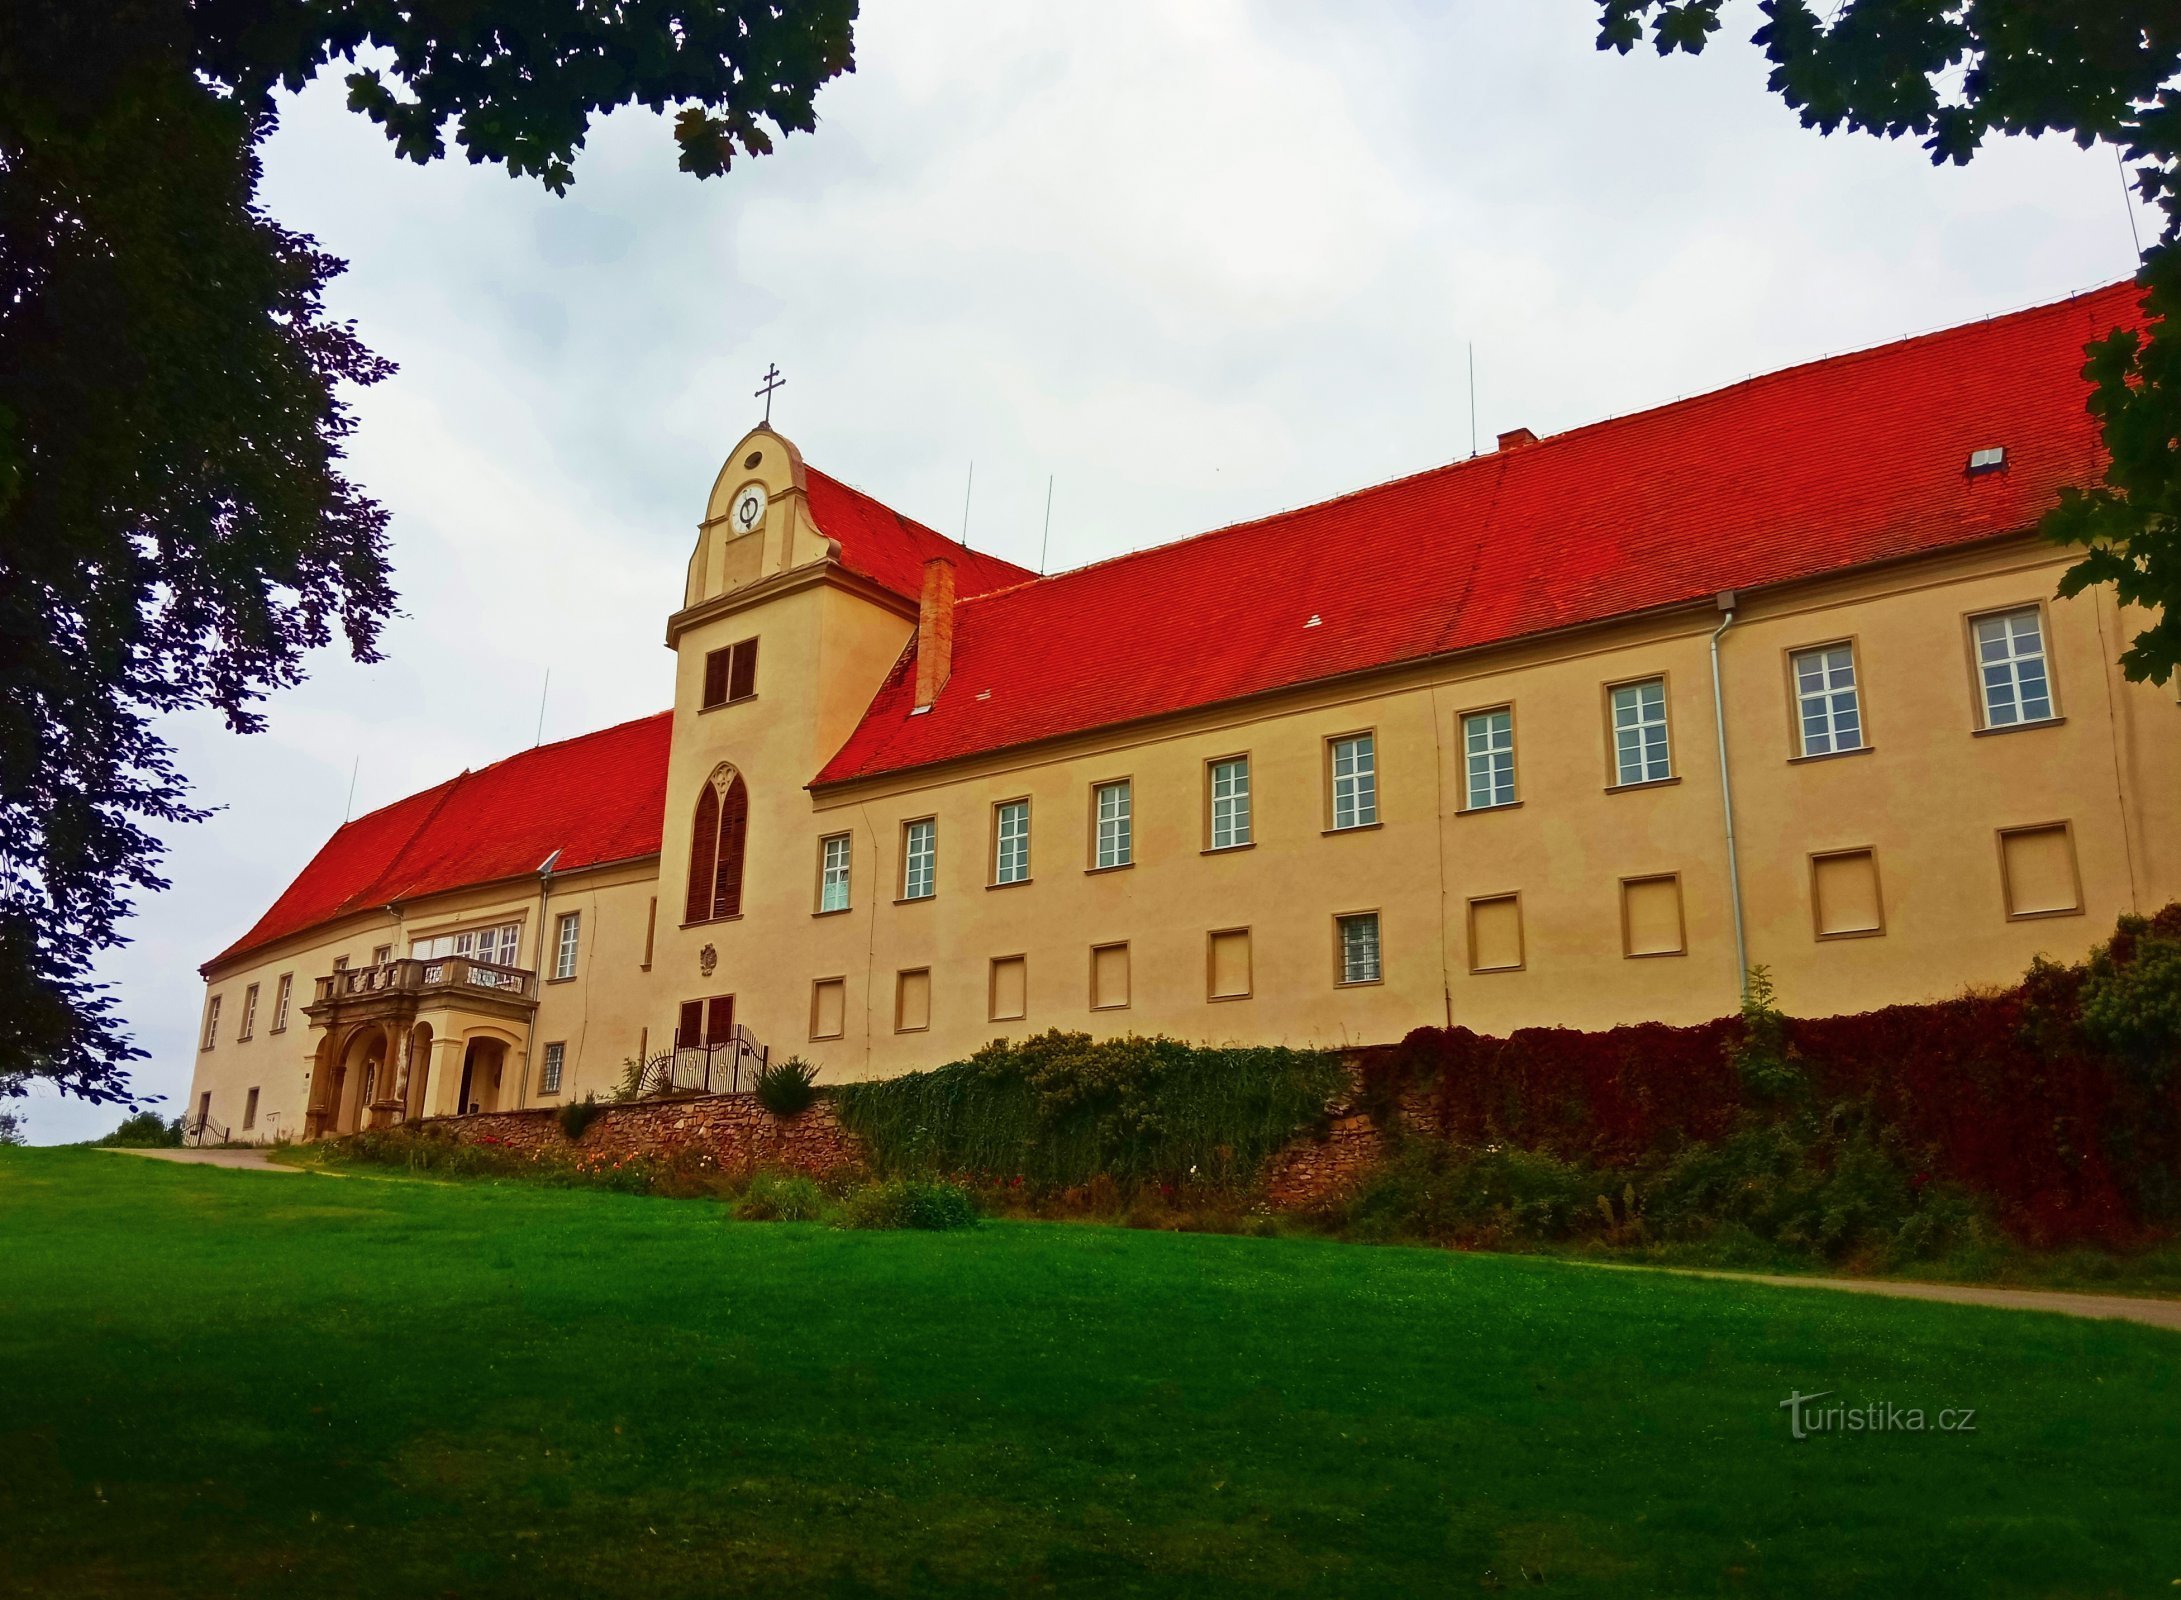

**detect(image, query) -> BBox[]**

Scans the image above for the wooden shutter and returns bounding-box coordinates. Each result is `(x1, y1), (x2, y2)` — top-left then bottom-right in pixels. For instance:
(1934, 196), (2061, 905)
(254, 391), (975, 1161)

(727, 638), (758, 702)
(686, 783), (720, 924)
(705, 995), (734, 1046)
(702, 648), (730, 708)
(714, 775), (749, 919)
(676, 1000), (703, 1049)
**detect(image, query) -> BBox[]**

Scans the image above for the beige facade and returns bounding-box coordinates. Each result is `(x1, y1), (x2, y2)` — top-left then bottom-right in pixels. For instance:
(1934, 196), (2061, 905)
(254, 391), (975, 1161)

(186, 409), (2181, 1141)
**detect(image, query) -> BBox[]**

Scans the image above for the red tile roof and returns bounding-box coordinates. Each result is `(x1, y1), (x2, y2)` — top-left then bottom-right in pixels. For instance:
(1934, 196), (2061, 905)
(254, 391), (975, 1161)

(814, 281), (2141, 787)
(206, 712), (673, 971)
(804, 466), (1035, 603)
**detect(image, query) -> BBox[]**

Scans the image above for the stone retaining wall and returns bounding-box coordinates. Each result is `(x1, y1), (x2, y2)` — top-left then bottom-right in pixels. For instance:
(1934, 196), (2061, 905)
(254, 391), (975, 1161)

(425, 1092), (863, 1176)
(418, 1059), (1404, 1206)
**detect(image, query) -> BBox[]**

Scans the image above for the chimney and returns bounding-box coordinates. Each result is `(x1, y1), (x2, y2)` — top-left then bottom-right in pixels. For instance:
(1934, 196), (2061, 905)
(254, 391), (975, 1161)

(1496, 427), (1538, 452)
(914, 557), (956, 709)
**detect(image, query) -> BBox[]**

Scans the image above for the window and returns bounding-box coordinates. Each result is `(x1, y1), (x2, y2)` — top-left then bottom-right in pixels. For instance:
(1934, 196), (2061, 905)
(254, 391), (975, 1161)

(993, 799), (1030, 885)
(989, 955), (1027, 1022)
(895, 968), (932, 1033)
(270, 973), (293, 1033)
(371, 944), (393, 966)
(1811, 849), (1884, 939)
(817, 834), (852, 913)
(677, 995), (736, 1048)
(1972, 607), (2054, 727)
(413, 923), (522, 965)
(331, 955), (349, 973)
(901, 818), (937, 900)
(1998, 823), (2082, 920)
(539, 1042), (565, 1096)
(642, 897), (657, 969)
(1462, 708), (1516, 810)
(685, 768), (750, 923)
(1467, 894), (1524, 972)
(1091, 943), (1131, 1010)
(1092, 781), (1132, 869)
(1208, 757), (1251, 849)
(1328, 734), (1378, 830)
(201, 994), (221, 1049)
(242, 1087), (259, 1131)
(1609, 679), (1672, 785)
(1620, 874), (1686, 957)
(810, 977), (847, 1040)
(1336, 912), (1382, 985)
(701, 637), (759, 708)
(1208, 929), (1252, 1000)
(238, 983), (259, 1041)
(553, 911), (581, 979)
(1791, 644), (1864, 756)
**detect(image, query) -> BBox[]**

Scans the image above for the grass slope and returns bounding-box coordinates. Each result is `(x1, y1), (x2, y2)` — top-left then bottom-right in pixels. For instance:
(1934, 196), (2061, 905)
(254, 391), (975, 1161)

(2, 1149), (2174, 1598)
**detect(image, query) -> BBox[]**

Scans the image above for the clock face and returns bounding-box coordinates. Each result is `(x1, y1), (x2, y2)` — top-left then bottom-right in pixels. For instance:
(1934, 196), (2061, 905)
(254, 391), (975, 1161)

(731, 483), (767, 533)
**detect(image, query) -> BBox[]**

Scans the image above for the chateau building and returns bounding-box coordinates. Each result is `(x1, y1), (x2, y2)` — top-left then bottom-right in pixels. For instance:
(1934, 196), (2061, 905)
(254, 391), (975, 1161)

(185, 282), (2181, 1142)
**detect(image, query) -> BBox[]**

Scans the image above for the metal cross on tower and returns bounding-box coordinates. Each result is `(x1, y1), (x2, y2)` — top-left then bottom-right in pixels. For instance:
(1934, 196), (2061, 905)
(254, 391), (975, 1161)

(754, 363), (785, 426)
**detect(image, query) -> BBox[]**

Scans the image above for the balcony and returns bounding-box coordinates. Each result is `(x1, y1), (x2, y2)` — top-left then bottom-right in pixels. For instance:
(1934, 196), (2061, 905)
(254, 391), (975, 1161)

(302, 957), (540, 1043)
(312, 956), (536, 1006)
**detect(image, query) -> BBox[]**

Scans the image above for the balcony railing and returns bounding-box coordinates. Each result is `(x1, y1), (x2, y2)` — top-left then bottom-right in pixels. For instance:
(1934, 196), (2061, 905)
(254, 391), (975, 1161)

(312, 956), (536, 1006)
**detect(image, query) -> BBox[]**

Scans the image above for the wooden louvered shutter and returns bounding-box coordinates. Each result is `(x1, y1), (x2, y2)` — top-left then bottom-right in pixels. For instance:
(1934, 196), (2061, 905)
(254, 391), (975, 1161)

(676, 1000), (703, 1049)
(727, 639), (758, 702)
(713, 775), (749, 919)
(705, 995), (734, 1046)
(685, 783), (720, 924)
(702, 648), (730, 708)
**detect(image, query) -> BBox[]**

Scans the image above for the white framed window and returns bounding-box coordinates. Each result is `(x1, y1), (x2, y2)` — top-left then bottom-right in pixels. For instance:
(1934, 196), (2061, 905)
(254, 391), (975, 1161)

(1093, 781), (1132, 869)
(1791, 644), (1864, 755)
(200, 994), (221, 1050)
(818, 834), (851, 912)
(1610, 678), (1672, 785)
(1972, 607), (2054, 727)
(553, 911), (581, 980)
(1337, 912), (1382, 986)
(1462, 709), (1516, 809)
(371, 944), (393, 966)
(238, 983), (259, 1041)
(1328, 735), (1377, 830)
(1209, 757), (1251, 849)
(539, 1041), (565, 1096)
(902, 818), (937, 900)
(271, 973), (293, 1032)
(415, 922), (523, 966)
(993, 799), (1030, 884)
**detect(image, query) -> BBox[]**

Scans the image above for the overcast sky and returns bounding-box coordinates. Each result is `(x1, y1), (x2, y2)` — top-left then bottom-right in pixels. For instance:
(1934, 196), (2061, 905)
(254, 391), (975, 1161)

(22, 0), (2150, 1141)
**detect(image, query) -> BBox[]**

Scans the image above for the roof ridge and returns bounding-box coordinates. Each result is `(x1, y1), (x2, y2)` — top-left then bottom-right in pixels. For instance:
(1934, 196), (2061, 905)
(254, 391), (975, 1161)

(459, 707), (673, 781)
(803, 463), (1037, 581)
(951, 276), (2139, 614)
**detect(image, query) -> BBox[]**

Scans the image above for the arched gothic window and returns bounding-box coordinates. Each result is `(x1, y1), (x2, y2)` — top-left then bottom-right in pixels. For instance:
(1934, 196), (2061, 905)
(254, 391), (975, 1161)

(685, 767), (749, 923)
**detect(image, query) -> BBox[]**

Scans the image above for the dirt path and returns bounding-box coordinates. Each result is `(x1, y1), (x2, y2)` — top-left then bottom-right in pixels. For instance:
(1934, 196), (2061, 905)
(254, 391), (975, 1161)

(1570, 1260), (2181, 1332)
(100, 1147), (304, 1174)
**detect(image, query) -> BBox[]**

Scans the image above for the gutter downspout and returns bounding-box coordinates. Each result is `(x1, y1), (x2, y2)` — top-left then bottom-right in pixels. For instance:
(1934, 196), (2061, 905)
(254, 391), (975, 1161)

(521, 848), (563, 1108)
(1708, 593), (1749, 1003)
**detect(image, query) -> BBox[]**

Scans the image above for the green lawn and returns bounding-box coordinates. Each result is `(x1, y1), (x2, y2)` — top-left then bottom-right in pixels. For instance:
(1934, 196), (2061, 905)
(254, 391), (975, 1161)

(2, 1150), (2175, 1598)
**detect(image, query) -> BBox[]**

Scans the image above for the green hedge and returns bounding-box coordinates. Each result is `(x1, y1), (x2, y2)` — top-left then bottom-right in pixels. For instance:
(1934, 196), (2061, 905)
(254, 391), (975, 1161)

(833, 1030), (1343, 1189)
